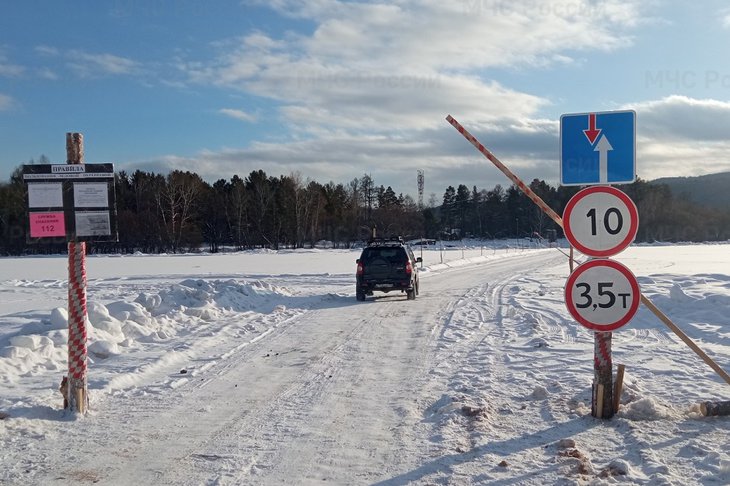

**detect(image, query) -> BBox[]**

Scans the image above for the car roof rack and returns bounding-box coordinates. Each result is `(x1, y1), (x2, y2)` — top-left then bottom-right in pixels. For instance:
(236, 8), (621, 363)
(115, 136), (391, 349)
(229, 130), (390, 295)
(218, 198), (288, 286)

(367, 236), (404, 246)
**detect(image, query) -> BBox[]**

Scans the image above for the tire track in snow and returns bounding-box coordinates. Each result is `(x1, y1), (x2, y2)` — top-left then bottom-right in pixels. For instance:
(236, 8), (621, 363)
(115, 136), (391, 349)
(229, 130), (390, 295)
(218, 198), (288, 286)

(224, 297), (440, 484)
(413, 251), (598, 484)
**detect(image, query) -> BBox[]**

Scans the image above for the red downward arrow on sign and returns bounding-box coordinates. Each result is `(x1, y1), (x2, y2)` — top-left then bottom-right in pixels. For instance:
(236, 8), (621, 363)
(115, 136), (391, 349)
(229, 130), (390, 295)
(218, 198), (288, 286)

(583, 113), (601, 144)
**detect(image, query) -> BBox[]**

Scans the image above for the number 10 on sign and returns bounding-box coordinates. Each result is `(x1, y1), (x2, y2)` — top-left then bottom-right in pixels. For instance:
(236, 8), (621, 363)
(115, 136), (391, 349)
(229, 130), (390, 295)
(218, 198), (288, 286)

(563, 186), (638, 258)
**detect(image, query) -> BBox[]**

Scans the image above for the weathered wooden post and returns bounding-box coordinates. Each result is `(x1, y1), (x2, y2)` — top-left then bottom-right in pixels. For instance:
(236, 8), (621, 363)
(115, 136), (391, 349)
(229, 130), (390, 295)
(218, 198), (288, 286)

(593, 331), (614, 418)
(701, 401), (730, 416)
(614, 363), (626, 411)
(569, 246), (574, 273)
(66, 132), (89, 414)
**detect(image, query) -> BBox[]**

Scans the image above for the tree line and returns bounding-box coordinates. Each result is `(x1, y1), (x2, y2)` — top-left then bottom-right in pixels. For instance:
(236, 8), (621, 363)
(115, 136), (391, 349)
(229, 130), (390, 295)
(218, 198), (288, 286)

(1, 161), (729, 255)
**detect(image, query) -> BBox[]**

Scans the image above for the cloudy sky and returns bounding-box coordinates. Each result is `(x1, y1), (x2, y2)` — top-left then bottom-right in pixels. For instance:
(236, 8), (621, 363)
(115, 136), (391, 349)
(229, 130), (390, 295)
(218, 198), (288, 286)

(2, 0), (730, 198)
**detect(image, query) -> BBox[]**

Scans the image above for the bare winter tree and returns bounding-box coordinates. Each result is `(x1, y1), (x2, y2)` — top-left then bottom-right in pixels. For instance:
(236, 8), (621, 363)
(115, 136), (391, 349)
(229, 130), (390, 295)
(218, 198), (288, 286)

(156, 170), (204, 252)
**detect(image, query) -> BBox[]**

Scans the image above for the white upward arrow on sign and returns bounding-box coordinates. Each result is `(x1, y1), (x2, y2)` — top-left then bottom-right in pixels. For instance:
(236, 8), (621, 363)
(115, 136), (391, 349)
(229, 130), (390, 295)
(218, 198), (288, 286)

(594, 135), (613, 184)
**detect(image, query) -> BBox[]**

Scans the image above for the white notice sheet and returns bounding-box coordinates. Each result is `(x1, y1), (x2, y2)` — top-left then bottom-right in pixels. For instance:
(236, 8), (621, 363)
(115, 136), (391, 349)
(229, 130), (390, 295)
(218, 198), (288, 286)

(75, 211), (111, 236)
(74, 182), (109, 208)
(28, 183), (63, 208)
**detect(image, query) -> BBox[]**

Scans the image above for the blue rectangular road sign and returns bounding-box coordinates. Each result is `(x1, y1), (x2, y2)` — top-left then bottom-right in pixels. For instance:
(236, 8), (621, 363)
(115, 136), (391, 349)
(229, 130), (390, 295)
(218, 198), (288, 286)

(560, 110), (636, 186)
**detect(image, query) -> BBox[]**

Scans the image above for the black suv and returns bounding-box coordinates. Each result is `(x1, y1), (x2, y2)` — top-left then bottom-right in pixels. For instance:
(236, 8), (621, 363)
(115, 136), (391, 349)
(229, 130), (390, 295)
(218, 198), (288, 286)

(355, 237), (422, 301)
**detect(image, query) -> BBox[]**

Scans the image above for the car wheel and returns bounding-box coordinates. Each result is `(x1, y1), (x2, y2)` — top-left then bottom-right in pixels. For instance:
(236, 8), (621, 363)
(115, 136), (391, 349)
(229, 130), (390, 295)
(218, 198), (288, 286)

(356, 286), (366, 301)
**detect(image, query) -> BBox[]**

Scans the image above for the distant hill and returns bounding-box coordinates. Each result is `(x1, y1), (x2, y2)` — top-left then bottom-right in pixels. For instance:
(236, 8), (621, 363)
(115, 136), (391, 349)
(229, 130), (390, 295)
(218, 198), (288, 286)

(651, 171), (730, 210)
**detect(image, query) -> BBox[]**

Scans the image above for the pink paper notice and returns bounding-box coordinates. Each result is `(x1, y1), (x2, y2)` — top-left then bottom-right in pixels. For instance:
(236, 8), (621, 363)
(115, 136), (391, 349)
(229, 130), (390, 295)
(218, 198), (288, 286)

(29, 212), (66, 238)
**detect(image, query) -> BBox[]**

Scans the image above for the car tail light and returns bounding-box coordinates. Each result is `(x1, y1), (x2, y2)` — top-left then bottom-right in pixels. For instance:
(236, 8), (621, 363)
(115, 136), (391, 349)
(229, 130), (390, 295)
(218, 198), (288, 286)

(357, 262), (364, 275)
(405, 261), (412, 275)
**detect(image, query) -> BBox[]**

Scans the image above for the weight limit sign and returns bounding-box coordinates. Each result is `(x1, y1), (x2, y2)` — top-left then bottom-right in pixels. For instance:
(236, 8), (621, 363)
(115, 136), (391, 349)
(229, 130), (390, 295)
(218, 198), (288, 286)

(565, 259), (640, 332)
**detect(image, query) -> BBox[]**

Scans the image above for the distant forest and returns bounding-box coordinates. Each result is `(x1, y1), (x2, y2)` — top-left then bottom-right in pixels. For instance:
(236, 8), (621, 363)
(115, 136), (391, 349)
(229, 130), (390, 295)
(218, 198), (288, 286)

(1, 161), (730, 255)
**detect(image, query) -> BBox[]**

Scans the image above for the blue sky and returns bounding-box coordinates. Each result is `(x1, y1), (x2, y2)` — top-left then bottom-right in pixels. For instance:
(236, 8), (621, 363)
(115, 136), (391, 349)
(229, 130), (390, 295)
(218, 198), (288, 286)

(2, 0), (730, 199)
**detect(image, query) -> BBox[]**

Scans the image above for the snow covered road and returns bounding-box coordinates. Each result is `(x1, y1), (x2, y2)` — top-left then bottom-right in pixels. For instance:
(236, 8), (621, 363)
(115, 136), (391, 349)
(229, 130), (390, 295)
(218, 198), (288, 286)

(2, 246), (729, 485)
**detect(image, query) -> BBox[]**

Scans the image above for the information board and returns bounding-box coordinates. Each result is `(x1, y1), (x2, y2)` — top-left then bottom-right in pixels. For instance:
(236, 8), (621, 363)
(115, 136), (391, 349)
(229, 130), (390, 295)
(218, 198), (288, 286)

(22, 164), (118, 243)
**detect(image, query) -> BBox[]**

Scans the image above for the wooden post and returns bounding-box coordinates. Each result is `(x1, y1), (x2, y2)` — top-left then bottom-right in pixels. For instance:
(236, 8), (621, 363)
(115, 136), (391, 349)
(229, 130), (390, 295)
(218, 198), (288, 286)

(66, 132), (89, 414)
(700, 401), (730, 417)
(595, 384), (604, 419)
(66, 133), (84, 164)
(593, 331), (614, 419)
(420, 238), (424, 269)
(614, 364), (626, 412)
(569, 246), (574, 273)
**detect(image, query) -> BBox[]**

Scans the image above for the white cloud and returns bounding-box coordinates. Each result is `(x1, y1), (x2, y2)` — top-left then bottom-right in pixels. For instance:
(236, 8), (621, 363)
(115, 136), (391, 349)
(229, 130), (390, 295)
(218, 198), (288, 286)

(137, 0), (669, 193)
(34, 45), (142, 79)
(127, 93), (730, 195)
(141, 0), (730, 195)
(123, 117), (561, 196)
(67, 50), (140, 78)
(719, 8), (730, 28)
(0, 63), (24, 77)
(627, 95), (730, 142)
(0, 93), (15, 111)
(37, 68), (59, 80)
(219, 108), (257, 122)
(624, 96), (730, 180)
(0, 51), (24, 77)
(181, 0), (645, 138)
(35, 45), (60, 56)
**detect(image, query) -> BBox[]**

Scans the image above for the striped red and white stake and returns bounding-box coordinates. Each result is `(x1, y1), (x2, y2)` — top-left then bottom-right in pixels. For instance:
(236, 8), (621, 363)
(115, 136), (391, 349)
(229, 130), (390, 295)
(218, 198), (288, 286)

(64, 132), (89, 413)
(594, 331), (612, 370)
(67, 241), (88, 412)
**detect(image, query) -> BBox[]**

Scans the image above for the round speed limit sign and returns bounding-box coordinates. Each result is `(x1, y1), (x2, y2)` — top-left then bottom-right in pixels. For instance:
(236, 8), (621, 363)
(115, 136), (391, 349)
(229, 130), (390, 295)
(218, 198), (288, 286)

(563, 186), (638, 258)
(565, 259), (640, 332)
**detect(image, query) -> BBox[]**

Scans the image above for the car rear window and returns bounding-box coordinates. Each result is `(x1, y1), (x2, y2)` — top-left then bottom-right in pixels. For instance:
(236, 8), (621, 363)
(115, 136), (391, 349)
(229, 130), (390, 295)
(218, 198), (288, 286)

(361, 247), (406, 262)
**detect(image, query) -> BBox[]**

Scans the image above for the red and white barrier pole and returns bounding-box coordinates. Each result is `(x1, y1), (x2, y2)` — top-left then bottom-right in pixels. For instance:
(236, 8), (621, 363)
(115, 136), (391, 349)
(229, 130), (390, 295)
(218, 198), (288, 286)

(66, 132), (89, 413)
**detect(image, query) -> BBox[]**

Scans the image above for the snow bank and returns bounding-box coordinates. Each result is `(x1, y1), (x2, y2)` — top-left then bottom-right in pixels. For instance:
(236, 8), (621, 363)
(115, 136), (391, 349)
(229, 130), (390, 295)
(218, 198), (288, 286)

(0, 278), (294, 399)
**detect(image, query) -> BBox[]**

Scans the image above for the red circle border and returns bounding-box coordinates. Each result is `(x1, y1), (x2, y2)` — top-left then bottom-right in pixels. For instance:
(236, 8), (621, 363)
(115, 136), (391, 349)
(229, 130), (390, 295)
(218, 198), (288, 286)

(564, 258), (641, 332)
(563, 186), (639, 258)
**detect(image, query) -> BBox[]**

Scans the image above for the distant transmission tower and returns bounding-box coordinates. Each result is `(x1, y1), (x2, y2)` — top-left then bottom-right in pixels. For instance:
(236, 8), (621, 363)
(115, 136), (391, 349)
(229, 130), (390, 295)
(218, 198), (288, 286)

(417, 170), (424, 209)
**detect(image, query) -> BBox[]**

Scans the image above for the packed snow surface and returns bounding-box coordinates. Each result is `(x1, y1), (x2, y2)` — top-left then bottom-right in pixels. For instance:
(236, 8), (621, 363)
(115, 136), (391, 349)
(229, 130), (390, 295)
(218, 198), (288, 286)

(1, 241), (729, 485)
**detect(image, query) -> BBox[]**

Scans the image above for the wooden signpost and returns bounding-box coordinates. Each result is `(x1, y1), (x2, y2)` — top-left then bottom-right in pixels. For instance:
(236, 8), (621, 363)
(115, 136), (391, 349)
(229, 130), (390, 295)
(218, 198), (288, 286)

(22, 133), (118, 414)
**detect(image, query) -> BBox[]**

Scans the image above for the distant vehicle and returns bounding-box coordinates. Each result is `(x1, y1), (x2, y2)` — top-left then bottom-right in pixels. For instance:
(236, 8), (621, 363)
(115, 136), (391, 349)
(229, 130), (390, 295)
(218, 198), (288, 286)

(355, 237), (422, 301)
(408, 238), (437, 246)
